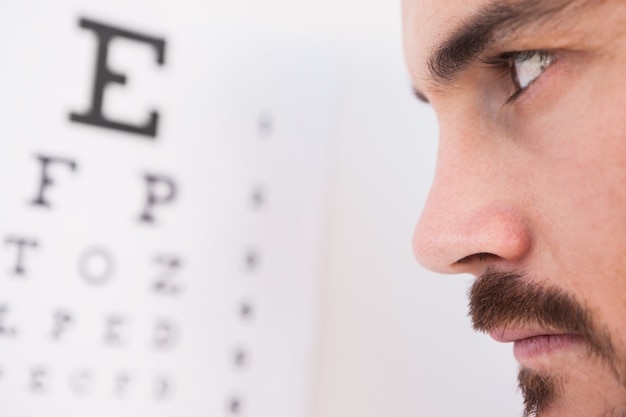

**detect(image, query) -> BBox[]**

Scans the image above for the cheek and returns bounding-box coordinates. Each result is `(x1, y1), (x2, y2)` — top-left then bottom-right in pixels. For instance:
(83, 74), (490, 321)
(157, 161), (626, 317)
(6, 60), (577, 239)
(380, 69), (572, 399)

(521, 55), (626, 248)
(523, 88), (626, 331)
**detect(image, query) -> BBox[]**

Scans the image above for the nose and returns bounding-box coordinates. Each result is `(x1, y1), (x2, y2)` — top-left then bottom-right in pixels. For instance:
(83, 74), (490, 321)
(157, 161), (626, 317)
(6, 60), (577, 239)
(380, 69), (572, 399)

(412, 124), (532, 276)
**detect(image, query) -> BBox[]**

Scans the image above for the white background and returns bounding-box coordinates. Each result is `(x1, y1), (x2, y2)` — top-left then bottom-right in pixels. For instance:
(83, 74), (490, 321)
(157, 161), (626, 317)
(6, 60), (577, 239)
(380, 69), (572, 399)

(253, 0), (524, 415)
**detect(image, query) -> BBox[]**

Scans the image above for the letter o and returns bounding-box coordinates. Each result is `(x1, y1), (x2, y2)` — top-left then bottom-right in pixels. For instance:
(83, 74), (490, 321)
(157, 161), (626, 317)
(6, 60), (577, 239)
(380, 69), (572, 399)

(79, 247), (114, 285)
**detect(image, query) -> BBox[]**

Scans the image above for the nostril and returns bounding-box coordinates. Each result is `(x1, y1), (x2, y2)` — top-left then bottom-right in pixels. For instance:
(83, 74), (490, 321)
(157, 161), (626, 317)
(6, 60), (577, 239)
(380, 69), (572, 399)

(456, 252), (496, 265)
(413, 198), (532, 274)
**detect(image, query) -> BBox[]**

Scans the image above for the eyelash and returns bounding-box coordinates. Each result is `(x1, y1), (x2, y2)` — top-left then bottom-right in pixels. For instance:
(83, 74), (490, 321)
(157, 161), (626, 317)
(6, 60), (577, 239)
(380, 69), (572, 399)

(484, 50), (555, 103)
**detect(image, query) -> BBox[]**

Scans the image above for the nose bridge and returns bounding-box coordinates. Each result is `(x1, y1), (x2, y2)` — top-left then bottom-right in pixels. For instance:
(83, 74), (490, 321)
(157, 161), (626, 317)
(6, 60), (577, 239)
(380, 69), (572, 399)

(413, 117), (531, 274)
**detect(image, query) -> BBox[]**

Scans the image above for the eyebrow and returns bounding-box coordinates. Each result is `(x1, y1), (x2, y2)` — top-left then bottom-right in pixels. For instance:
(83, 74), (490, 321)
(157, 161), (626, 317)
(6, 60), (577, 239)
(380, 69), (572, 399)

(413, 0), (582, 102)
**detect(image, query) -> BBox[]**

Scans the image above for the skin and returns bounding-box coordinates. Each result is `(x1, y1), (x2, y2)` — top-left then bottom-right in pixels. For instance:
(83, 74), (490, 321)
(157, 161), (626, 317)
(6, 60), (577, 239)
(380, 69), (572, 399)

(403, 0), (626, 415)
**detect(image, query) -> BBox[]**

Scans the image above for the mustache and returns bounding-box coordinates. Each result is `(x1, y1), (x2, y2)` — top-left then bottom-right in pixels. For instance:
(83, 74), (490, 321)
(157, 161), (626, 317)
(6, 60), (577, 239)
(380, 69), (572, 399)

(468, 269), (616, 368)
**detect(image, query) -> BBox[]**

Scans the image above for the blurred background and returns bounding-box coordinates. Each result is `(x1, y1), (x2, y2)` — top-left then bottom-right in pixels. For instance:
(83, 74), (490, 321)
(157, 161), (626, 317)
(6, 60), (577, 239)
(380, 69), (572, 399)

(0, 0), (520, 416)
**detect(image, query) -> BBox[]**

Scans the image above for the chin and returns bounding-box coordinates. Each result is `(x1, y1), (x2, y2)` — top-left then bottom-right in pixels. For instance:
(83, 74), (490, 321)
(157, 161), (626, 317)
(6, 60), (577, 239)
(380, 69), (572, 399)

(518, 362), (626, 417)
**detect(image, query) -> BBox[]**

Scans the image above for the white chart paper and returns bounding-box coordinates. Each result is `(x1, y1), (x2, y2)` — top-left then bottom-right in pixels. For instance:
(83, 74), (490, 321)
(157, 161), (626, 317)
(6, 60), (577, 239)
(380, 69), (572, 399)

(0, 2), (339, 416)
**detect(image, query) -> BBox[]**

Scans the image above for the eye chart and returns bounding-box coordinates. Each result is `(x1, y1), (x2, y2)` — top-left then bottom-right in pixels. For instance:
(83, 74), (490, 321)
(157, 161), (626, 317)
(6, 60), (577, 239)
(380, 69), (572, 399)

(0, 2), (339, 416)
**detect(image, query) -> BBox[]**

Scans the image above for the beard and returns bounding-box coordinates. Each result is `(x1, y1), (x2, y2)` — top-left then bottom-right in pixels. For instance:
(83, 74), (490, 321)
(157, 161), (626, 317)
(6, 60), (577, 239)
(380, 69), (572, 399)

(516, 368), (561, 417)
(468, 269), (624, 416)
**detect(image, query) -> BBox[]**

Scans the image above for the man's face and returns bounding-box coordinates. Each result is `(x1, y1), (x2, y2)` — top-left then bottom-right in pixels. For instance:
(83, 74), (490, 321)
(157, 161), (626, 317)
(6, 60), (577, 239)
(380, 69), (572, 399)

(403, 0), (626, 415)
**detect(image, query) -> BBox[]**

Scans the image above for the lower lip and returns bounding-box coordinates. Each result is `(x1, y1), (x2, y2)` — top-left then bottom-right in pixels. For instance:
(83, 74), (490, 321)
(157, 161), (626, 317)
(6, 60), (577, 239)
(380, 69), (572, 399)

(513, 334), (581, 361)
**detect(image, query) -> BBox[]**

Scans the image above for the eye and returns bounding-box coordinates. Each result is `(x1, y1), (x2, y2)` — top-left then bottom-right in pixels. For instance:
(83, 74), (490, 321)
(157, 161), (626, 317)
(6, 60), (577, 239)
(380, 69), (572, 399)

(486, 50), (556, 102)
(511, 50), (556, 91)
